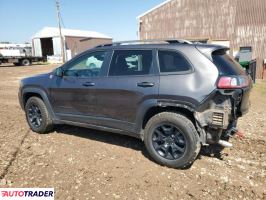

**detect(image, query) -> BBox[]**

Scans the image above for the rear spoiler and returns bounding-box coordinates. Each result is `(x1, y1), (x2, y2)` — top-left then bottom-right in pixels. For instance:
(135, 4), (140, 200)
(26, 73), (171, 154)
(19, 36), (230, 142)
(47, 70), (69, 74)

(196, 44), (229, 60)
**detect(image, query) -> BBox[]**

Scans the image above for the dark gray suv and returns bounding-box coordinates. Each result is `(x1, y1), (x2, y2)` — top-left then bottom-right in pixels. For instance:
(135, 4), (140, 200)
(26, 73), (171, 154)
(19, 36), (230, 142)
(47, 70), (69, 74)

(19, 40), (252, 168)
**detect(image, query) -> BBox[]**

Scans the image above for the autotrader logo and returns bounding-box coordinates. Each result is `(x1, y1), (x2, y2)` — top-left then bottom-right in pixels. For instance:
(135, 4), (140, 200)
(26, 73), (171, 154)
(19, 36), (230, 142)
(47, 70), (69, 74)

(0, 188), (54, 200)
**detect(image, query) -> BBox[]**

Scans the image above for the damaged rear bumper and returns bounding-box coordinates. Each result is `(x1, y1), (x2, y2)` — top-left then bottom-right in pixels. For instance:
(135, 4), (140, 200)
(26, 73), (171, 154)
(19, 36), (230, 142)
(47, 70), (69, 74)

(194, 108), (230, 130)
(194, 87), (251, 145)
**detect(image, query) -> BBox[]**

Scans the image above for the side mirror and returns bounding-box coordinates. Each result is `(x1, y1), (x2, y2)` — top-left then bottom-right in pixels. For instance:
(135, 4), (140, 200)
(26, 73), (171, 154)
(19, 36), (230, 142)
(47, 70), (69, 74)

(54, 67), (64, 77)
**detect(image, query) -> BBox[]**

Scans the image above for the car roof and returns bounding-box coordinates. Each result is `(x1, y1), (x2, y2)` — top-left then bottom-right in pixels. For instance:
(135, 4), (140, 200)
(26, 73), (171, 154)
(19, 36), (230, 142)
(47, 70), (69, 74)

(87, 42), (228, 53)
(95, 43), (194, 50)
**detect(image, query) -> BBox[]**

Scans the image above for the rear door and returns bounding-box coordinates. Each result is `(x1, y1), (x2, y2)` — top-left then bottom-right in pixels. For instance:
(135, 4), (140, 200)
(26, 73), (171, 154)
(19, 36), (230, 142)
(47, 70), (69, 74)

(92, 49), (159, 132)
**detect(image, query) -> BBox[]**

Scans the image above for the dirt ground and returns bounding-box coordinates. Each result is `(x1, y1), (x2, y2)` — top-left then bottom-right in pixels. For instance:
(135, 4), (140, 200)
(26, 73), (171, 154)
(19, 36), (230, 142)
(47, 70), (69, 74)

(0, 64), (265, 200)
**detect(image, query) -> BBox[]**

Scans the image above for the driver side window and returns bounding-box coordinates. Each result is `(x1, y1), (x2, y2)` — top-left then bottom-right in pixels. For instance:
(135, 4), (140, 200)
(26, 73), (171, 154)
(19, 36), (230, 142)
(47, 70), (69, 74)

(64, 51), (107, 77)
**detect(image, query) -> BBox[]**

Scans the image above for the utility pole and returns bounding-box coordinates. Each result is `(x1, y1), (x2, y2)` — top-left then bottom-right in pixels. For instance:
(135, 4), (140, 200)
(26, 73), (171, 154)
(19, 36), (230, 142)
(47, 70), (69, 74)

(55, 0), (65, 63)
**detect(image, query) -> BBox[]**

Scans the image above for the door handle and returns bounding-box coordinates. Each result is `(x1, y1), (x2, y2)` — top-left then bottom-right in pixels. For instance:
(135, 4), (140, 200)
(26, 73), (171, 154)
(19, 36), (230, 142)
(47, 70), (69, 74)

(137, 82), (155, 88)
(82, 82), (95, 87)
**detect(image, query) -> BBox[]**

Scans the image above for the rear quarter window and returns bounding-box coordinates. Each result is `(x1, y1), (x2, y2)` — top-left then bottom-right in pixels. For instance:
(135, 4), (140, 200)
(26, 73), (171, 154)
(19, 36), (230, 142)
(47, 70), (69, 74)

(158, 50), (192, 73)
(212, 50), (246, 75)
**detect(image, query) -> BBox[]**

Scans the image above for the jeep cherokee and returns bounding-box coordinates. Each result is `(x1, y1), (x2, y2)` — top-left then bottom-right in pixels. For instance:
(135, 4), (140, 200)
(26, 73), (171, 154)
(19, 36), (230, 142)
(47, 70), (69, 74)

(19, 40), (252, 168)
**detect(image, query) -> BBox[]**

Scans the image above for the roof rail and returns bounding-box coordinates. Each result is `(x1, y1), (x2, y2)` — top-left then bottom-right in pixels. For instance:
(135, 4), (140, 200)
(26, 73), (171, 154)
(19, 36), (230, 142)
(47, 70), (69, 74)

(95, 39), (193, 48)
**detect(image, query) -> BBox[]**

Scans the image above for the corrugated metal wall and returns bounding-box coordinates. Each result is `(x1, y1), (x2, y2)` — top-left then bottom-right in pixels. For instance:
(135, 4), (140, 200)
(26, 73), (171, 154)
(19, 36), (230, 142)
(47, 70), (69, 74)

(32, 39), (42, 57)
(139, 0), (266, 78)
(65, 37), (112, 56)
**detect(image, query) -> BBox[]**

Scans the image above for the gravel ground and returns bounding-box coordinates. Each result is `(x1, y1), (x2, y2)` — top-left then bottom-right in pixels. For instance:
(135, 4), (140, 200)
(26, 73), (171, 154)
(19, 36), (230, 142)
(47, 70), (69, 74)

(0, 64), (265, 200)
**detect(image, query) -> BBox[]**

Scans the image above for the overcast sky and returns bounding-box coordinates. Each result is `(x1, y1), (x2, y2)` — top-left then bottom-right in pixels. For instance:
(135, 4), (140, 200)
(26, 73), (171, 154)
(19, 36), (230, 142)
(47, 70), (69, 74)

(0, 0), (164, 43)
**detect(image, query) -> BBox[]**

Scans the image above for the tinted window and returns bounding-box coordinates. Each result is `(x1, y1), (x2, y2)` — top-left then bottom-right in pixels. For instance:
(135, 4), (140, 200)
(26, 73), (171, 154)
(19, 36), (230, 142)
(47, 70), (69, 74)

(158, 50), (191, 73)
(212, 50), (245, 75)
(64, 51), (106, 77)
(109, 50), (152, 76)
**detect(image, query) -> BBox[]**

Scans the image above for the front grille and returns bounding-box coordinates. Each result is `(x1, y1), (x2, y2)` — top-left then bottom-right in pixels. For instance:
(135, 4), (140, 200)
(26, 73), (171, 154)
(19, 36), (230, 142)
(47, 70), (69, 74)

(212, 112), (224, 126)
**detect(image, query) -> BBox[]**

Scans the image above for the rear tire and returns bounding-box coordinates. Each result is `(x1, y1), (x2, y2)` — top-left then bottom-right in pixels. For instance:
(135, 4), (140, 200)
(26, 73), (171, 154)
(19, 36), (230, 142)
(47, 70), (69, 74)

(25, 97), (53, 133)
(144, 112), (201, 168)
(20, 58), (31, 66)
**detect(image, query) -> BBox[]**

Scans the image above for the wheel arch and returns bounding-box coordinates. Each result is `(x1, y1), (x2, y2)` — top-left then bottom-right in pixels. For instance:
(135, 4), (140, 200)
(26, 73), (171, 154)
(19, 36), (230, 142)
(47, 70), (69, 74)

(23, 92), (43, 107)
(141, 105), (196, 130)
(22, 87), (56, 120)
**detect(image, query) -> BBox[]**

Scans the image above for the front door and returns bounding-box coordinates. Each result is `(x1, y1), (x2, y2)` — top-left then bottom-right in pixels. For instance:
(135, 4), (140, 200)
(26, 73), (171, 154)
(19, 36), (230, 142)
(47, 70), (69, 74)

(50, 50), (109, 122)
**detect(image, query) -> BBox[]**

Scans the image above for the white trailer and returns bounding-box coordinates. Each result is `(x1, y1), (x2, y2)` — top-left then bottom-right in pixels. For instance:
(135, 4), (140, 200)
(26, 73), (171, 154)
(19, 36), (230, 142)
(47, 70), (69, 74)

(0, 43), (46, 66)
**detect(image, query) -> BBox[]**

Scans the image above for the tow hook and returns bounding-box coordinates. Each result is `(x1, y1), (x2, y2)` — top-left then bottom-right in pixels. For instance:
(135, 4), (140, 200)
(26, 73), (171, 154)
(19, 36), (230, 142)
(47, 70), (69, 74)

(235, 130), (245, 139)
(218, 140), (233, 148)
(225, 127), (238, 138)
(218, 130), (245, 148)
(228, 129), (245, 139)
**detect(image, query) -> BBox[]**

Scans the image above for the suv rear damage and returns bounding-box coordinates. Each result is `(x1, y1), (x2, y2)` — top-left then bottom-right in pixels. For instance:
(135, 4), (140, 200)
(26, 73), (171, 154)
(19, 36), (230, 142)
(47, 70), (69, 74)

(195, 46), (252, 147)
(19, 40), (252, 168)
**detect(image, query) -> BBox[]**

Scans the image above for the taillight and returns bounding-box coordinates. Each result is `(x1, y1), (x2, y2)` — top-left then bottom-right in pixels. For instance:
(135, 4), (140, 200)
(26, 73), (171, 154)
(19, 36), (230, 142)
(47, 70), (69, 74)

(217, 75), (250, 89)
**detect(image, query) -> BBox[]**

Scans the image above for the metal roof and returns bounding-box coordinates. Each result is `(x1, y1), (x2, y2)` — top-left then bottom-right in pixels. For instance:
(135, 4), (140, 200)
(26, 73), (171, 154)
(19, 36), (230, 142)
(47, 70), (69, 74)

(32, 27), (112, 39)
(137, 0), (172, 19)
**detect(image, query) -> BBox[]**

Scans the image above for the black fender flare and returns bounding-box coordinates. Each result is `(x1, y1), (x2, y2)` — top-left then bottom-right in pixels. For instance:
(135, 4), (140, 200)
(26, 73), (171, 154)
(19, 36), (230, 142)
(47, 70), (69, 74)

(134, 99), (197, 134)
(134, 99), (159, 132)
(21, 87), (57, 121)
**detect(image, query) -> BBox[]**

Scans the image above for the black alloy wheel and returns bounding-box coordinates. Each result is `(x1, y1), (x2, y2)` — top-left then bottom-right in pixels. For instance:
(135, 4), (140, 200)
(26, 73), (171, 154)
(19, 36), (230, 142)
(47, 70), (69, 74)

(27, 103), (43, 128)
(144, 112), (201, 168)
(152, 124), (186, 160)
(25, 97), (53, 133)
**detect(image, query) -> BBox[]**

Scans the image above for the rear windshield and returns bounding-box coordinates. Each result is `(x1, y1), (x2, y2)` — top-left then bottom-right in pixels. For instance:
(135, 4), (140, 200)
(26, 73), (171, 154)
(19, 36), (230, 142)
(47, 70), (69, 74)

(212, 50), (246, 75)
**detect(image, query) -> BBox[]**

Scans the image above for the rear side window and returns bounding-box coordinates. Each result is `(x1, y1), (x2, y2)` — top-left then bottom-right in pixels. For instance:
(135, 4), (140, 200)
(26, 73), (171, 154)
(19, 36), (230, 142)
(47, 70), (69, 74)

(109, 50), (152, 76)
(158, 50), (191, 73)
(212, 50), (246, 75)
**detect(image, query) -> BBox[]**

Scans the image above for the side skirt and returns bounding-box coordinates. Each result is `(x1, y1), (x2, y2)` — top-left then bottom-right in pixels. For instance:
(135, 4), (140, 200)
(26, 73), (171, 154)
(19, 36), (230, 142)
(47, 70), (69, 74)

(53, 119), (141, 139)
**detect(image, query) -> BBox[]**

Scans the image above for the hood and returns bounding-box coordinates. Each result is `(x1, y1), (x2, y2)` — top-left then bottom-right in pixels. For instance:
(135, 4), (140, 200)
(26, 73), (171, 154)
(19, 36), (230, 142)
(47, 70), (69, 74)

(20, 72), (51, 87)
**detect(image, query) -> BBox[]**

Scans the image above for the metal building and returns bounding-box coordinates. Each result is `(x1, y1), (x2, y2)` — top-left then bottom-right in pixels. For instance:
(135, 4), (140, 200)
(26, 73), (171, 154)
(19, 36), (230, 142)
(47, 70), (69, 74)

(32, 27), (112, 62)
(137, 0), (266, 78)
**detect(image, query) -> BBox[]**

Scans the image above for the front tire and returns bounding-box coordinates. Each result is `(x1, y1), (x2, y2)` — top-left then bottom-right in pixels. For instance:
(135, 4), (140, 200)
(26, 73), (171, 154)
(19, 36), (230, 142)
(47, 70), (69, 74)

(144, 112), (200, 168)
(25, 97), (53, 133)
